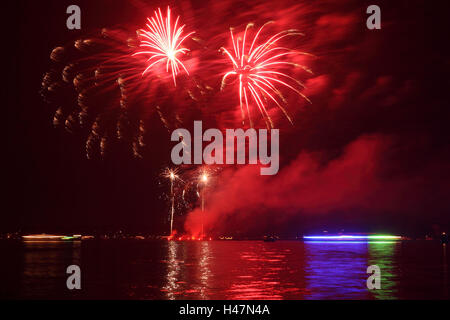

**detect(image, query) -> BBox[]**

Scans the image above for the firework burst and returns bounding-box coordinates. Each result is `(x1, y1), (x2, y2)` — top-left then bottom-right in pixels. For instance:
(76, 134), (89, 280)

(41, 24), (196, 160)
(40, 31), (149, 159)
(134, 6), (195, 86)
(221, 22), (313, 128)
(162, 167), (181, 181)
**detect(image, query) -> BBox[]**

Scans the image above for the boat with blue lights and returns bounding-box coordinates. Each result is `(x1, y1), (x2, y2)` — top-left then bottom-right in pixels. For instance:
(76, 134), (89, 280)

(302, 234), (403, 242)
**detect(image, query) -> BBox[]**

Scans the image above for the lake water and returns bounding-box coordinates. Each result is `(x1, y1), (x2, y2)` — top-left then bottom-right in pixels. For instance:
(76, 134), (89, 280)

(2, 240), (449, 299)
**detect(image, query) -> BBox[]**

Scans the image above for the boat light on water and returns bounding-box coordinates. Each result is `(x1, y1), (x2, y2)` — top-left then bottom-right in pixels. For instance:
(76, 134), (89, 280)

(303, 234), (402, 241)
(22, 234), (82, 241)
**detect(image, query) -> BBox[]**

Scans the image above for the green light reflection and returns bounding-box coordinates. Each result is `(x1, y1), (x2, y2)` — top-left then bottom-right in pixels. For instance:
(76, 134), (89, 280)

(368, 241), (399, 300)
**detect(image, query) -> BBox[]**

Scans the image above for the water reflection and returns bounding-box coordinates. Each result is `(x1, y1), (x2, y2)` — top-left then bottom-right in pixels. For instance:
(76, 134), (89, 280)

(304, 241), (400, 299)
(163, 241), (182, 300)
(162, 241), (212, 299)
(442, 244), (449, 299)
(195, 242), (211, 299)
(162, 241), (404, 299)
(162, 241), (308, 299)
(5, 240), (447, 299)
(304, 241), (369, 299)
(367, 241), (399, 299)
(227, 243), (285, 299)
(21, 241), (81, 298)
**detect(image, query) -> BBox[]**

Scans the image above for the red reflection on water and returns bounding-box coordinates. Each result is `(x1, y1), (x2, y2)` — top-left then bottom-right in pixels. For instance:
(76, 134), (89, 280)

(161, 241), (308, 299)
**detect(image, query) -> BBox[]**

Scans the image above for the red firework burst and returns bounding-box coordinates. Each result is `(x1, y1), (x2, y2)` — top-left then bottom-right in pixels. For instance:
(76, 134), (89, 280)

(134, 6), (194, 86)
(221, 22), (313, 128)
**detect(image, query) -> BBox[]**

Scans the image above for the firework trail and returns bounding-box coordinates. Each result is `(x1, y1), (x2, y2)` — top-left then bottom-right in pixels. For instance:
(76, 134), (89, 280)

(162, 167), (181, 235)
(176, 166), (221, 237)
(158, 166), (219, 238)
(220, 22), (313, 128)
(134, 6), (195, 86)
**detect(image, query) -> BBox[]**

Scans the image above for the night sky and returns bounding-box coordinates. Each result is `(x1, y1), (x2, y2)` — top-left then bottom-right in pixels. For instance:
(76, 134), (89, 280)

(5, 0), (450, 237)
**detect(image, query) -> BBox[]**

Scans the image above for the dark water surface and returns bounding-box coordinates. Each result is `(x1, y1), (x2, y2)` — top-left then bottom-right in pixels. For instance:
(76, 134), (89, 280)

(2, 240), (449, 299)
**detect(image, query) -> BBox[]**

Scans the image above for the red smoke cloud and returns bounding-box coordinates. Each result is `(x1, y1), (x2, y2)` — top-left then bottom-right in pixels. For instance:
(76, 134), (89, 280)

(185, 134), (450, 235)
